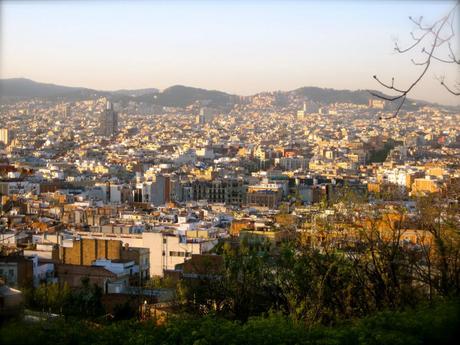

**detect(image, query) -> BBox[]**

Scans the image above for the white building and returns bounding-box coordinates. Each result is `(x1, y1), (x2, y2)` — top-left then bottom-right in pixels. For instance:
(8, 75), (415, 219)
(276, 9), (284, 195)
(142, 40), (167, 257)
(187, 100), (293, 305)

(277, 157), (309, 171)
(135, 175), (169, 205)
(0, 181), (40, 195)
(76, 230), (218, 277)
(0, 128), (12, 145)
(92, 259), (138, 277)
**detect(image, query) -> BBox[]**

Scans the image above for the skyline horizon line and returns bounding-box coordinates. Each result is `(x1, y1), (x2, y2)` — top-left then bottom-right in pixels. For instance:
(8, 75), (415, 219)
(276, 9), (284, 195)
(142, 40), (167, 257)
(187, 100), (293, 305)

(1, 75), (459, 108)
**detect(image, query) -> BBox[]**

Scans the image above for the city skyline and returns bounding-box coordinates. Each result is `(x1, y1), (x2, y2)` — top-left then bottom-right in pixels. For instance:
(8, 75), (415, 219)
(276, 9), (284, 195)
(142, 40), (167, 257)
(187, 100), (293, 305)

(1, 0), (459, 105)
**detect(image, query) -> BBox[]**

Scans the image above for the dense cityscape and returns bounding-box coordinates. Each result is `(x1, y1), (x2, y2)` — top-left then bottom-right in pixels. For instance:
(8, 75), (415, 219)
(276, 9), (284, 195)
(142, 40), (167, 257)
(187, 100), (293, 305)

(0, 0), (459, 344)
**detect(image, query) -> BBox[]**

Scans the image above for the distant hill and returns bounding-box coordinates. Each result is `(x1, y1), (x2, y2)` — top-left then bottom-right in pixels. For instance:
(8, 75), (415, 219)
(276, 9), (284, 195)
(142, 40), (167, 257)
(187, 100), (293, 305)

(0, 79), (236, 107)
(291, 87), (374, 105)
(148, 85), (237, 107)
(288, 87), (441, 110)
(111, 88), (159, 97)
(0, 78), (98, 100)
(1, 78), (456, 110)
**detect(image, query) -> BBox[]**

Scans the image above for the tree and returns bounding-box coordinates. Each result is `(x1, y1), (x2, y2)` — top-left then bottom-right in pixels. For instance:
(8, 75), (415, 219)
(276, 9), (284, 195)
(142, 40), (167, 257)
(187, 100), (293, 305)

(414, 182), (460, 297)
(178, 240), (279, 321)
(66, 277), (104, 318)
(27, 282), (71, 314)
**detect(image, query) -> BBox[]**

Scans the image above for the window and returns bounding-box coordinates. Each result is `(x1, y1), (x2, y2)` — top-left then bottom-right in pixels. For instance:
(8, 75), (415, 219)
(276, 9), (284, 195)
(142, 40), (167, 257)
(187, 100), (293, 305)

(163, 238), (167, 244)
(9, 269), (14, 276)
(169, 251), (186, 257)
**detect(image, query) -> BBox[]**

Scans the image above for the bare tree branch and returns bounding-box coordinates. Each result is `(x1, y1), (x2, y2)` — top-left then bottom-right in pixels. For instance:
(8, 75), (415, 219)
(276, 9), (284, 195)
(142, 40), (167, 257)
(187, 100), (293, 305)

(394, 30), (431, 53)
(368, 90), (403, 102)
(371, 3), (459, 119)
(447, 42), (460, 64)
(372, 76), (406, 94)
(380, 96), (406, 120)
(423, 50), (458, 64)
(437, 76), (460, 96)
(411, 57), (429, 66)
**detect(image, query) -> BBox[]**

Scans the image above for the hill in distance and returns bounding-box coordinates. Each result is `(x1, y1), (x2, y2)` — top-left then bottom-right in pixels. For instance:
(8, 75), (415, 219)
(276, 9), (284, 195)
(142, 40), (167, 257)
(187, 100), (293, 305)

(111, 88), (159, 97)
(0, 79), (240, 107)
(0, 78), (455, 110)
(146, 85), (237, 107)
(0, 78), (97, 99)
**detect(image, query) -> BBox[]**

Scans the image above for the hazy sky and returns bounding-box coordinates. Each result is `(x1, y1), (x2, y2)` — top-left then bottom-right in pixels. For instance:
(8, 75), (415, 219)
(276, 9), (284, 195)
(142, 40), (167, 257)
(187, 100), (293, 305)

(1, 0), (459, 105)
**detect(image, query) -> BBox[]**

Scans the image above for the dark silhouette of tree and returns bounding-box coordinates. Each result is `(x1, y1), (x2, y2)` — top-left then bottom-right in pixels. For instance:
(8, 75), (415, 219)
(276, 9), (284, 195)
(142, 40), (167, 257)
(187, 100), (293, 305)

(371, 2), (459, 119)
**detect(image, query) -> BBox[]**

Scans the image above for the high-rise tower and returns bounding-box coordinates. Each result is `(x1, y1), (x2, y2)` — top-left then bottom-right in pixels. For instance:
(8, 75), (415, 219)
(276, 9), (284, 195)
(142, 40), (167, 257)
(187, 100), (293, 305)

(0, 128), (13, 145)
(99, 101), (118, 137)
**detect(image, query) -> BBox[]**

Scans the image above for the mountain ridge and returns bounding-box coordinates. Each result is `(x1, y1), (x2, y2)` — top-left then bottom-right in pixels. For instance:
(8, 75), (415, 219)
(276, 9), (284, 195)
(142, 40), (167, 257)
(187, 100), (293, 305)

(0, 78), (456, 110)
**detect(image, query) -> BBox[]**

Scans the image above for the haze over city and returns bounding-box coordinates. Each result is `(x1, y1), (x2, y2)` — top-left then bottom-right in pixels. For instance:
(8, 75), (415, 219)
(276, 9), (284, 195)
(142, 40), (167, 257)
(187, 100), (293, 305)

(1, 0), (459, 105)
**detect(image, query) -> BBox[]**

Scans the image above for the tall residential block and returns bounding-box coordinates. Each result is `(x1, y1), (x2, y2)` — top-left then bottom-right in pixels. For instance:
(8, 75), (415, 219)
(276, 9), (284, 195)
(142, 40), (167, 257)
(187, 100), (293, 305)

(99, 101), (118, 137)
(0, 128), (13, 145)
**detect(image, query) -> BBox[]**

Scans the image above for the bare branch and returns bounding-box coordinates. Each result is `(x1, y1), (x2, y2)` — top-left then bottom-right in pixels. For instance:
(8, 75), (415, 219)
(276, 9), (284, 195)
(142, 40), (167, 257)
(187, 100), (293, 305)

(423, 49), (458, 64)
(372, 76), (406, 93)
(394, 30), (431, 53)
(409, 15), (431, 31)
(440, 79), (460, 96)
(371, 3), (459, 119)
(411, 58), (429, 66)
(447, 42), (460, 64)
(379, 95), (406, 120)
(409, 14), (446, 32)
(368, 90), (404, 102)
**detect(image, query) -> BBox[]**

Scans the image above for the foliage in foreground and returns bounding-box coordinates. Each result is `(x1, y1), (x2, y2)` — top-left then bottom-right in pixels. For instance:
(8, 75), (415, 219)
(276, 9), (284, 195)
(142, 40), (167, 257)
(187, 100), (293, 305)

(1, 299), (459, 345)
